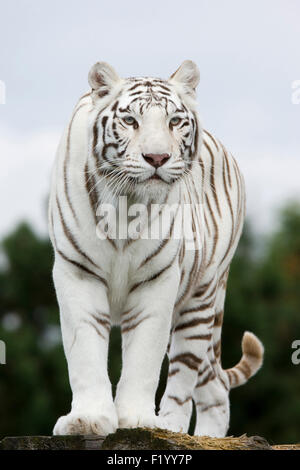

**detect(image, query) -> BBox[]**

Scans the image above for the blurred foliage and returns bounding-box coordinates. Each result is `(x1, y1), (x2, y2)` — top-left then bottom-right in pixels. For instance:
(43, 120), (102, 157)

(0, 203), (300, 443)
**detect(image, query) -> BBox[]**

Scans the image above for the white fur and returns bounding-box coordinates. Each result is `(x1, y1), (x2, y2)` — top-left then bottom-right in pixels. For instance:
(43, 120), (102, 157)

(49, 61), (263, 437)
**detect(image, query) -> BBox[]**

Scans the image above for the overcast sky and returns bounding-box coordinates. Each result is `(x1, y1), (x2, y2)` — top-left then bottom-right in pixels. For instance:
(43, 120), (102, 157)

(0, 0), (300, 237)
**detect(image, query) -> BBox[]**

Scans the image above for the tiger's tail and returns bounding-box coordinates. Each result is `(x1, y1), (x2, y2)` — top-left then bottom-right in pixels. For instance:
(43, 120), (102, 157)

(225, 331), (264, 389)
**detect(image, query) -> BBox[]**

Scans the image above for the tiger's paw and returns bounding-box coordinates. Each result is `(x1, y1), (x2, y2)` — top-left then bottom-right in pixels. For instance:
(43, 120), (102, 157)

(53, 405), (118, 436)
(117, 405), (159, 430)
(156, 414), (189, 434)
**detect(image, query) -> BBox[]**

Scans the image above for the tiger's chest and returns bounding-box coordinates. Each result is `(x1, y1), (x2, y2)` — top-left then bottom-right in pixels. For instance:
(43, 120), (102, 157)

(73, 193), (206, 324)
(105, 235), (183, 324)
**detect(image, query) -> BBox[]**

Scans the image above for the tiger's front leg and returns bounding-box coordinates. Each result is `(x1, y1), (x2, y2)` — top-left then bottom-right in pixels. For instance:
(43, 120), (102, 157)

(115, 265), (180, 429)
(52, 258), (118, 436)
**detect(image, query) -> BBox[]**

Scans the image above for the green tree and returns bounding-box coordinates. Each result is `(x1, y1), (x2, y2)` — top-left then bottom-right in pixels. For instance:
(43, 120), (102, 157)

(0, 223), (70, 437)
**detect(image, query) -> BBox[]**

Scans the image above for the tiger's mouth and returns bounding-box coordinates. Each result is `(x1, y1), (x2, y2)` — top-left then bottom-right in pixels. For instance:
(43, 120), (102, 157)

(135, 169), (182, 185)
(149, 173), (162, 181)
(134, 171), (166, 183)
(144, 171), (183, 185)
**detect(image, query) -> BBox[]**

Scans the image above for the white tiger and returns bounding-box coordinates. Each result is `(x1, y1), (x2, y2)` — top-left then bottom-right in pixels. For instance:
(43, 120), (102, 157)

(49, 60), (263, 438)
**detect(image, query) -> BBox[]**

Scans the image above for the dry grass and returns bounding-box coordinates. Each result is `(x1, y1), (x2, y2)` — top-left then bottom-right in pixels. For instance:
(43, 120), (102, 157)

(149, 428), (270, 450)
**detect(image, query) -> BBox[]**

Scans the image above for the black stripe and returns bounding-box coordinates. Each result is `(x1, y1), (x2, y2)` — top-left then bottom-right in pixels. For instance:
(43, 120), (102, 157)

(203, 129), (219, 152)
(175, 317), (214, 332)
(84, 161), (98, 224)
(56, 248), (107, 287)
(129, 251), (178, 293)
(185, 333), (212, 341)
(205, 194), (218, 266)
(56, 196), (98, 268)
(63, 102), (89, 222)
(167, 395), (192, 406)
(170, 352), (202, 371)
(121, 315), (150, 334)
(204, 139), (221, 218)
(138, 206), (179, 267)
(195, 370), (216, 388)
(180, 304), (214, 316)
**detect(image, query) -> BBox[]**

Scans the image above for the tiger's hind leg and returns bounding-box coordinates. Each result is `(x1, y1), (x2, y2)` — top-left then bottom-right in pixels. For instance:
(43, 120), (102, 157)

(193, 273), (230, 437)
(157, 276), (219, 434)
(193, 351), (230, 437)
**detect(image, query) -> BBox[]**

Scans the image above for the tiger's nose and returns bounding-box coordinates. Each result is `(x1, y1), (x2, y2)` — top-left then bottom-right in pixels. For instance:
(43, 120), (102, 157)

(142, 153), (170, 168)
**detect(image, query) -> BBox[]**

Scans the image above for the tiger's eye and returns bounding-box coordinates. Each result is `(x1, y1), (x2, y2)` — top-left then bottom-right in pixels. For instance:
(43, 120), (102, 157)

(123, 115), (136, 125)
(170, 116), (181, 126)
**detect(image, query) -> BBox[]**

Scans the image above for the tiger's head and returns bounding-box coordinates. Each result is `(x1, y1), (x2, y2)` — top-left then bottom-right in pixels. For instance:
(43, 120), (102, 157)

(88, 60), (202, 202)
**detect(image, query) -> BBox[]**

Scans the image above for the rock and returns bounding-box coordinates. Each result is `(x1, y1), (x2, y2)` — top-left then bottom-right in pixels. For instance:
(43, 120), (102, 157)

(0, 435), (105, 450)
(0, 428), (297, 450)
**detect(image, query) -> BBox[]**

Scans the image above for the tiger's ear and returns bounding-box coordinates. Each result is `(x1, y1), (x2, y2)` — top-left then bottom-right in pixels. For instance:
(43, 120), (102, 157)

(88, 62), (121, 98)
(169, 60), (200, 96)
